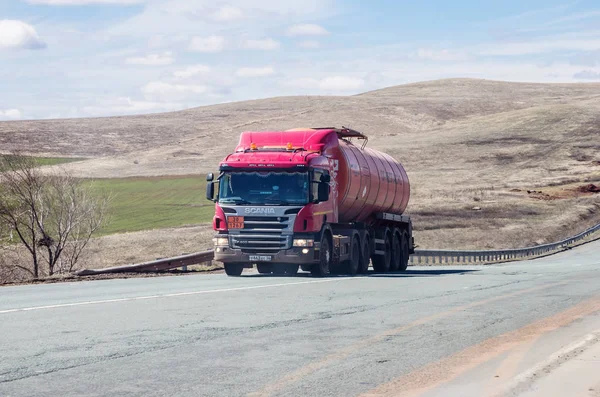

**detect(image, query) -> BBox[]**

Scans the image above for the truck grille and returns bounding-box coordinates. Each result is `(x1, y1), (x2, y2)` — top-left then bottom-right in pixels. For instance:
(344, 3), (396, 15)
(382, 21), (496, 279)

(231, 233), (290, 252)
(229, 216), (292, 252)
(242, 216), (289, 230)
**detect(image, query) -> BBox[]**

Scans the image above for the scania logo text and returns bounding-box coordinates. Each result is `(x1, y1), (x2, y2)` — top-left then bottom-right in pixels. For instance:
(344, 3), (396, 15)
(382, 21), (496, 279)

(244, 208), (276, 214)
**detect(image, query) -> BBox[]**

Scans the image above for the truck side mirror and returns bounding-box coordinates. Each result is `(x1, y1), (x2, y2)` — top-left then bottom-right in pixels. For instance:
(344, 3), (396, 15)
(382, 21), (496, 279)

(206, 182), (215, 201)
(317, 182), (330, 202)
(320, 174), (331, 183)
(206, 173), (214, 182)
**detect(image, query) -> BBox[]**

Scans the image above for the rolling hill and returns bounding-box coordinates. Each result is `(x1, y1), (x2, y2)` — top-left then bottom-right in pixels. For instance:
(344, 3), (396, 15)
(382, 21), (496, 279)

(1, 78), (599, 262)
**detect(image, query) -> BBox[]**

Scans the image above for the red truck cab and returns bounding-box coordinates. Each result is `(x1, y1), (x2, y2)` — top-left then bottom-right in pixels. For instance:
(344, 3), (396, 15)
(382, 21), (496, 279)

(207, 127), (413, 276)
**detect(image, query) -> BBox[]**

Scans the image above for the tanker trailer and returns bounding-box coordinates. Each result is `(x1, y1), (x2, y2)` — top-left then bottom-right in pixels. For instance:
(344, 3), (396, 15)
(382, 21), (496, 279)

(206, 127), (414, 276)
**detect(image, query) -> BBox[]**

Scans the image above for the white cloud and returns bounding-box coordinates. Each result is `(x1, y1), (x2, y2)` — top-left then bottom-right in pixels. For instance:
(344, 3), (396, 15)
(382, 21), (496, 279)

(82, 97), (183, 117)
(0, 109), (22, 120)
(479, 37), (600, 56)
(298, 40), (320, 49)
(142, 81), (207, 102)
(319, 76), (364, 91)
(242, 38), (280, 51)
(574, 70), (600, 80)
(211, 5), (244, 22)
(0, 20), (46, 50)
(189, 35), (225, 52)
(286, 24), (329, 36)
(283, 75), (365, 92)
(173, 64), (211, 79)
(415, 48), (469, 61)
(26, 0), (144, 4)
(235, 67), (275, 78)
(106, 0), (334, 38)
(125, 52), (174, 65)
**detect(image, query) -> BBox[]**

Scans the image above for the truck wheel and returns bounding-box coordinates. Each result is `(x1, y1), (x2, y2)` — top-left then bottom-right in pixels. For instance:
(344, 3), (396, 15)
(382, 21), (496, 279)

(390, 231), (402, 272)
(285, 264), (299, 275)
(358, 238), (370, 274)
(311, 236), (331, 277)
(344, 237), (360, 276)
(257, 263), (272, 274)
(372, 229), (391, 273)
(272, 264), (286, 275)
(224, 263), (244, 276)
(399, 232), (410, 271)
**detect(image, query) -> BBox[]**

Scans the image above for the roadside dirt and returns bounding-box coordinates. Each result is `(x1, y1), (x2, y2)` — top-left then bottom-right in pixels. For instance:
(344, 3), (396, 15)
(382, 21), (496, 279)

(1, 267), (225, 287)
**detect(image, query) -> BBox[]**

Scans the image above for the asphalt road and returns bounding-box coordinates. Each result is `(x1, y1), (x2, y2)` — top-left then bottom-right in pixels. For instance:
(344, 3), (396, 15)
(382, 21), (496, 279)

(1, 240), (599, 397)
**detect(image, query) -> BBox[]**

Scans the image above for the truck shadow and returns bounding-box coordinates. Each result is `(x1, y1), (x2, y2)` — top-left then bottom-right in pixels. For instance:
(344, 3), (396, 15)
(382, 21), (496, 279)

(243, 269), (479, 278)
(366, 269), (479, 277)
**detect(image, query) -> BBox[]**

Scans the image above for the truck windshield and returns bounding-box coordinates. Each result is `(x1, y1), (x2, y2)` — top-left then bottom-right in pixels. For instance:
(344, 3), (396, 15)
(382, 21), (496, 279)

(219, 171), (309, 205)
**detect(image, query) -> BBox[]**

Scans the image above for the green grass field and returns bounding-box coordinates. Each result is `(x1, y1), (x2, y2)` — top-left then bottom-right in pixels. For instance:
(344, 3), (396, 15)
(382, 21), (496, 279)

(0, 156), (84, 172)
(88, 176), (213, 235)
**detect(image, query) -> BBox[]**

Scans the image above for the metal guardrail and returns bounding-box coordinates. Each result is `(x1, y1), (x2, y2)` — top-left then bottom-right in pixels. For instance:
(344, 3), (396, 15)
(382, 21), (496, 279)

(409, 222), (600, 265)
(75, 223), (600, 276)
(75, 251), (215, 276)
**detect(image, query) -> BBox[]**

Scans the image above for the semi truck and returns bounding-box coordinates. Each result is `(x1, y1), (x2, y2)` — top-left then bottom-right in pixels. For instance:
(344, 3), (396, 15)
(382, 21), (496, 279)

(206, 127), (414, 276)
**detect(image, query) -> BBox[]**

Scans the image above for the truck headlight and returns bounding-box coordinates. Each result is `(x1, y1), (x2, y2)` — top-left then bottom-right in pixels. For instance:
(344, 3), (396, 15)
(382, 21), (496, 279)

(213, 237), (229, 246)
(293, 239), (314, 247)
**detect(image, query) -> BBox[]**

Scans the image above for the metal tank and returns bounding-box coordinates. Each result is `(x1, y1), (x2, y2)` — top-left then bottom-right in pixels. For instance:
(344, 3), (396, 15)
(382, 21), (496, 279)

(331, 138), (410, 223)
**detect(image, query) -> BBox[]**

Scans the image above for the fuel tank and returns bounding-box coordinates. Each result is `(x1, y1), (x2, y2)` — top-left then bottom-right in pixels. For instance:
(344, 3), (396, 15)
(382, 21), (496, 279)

(331, 140), (410, 223)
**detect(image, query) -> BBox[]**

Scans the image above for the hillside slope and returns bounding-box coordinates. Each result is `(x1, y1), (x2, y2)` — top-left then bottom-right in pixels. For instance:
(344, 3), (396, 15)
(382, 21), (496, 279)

(1, 78), (599, 251)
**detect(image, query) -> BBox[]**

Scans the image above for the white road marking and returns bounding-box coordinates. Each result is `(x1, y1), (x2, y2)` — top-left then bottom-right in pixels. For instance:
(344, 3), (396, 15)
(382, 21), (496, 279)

(0, 277), (362, 315)
(492, 330), (600, 397)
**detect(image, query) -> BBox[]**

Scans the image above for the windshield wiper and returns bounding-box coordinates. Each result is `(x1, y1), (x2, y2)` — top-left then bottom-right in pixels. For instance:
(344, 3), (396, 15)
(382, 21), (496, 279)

(220, 199), (252, 205)
(263, 200), (305, 206)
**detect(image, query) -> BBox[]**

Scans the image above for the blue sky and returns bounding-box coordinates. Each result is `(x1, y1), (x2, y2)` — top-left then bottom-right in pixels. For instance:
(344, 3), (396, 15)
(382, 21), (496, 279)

(1, 0), (599, 120)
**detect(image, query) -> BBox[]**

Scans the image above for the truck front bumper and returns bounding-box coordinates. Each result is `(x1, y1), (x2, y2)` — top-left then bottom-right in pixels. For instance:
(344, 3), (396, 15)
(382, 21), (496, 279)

(213, 245), (319, 267)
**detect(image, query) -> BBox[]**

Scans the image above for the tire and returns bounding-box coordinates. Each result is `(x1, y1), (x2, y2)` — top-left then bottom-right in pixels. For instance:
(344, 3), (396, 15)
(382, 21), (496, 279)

(389, 230), (402, 272)
(285, 264), (300, 275)
(372, 228), (391, 273)
(311, 235), (331, 277)
(399, 232), (410, 271)
(224, 263), (244, 276)
(272, 264), (286, 275)
(257, 263), (272, 274)
(344, 237), (360, 276)
(358, 237), (370, 274)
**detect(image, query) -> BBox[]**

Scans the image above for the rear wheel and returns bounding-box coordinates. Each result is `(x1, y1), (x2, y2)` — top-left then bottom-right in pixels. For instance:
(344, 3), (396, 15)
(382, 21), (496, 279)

(257, 263), (272, 274)
(390, 230), (402, 271)
(372, 228), (391, 273)
(311, 235), (331, 277)
(224, 263), (244, 276)
(344, 237), (360, 276)
(358, 237), (370, 274)
(399, 232), (410, 271)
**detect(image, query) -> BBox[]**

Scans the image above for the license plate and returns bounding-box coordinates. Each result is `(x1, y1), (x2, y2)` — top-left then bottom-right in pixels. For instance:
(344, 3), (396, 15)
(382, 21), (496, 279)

(227, 216), (244, 229)
(249, 255), (272, 262)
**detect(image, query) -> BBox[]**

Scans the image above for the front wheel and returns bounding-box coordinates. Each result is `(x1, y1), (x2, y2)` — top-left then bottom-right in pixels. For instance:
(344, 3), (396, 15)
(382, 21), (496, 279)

(285, 264), (299, 275)
(257, 263), (272, 274)
(224, 263), (244, 276)
(311, 236), (331, 277)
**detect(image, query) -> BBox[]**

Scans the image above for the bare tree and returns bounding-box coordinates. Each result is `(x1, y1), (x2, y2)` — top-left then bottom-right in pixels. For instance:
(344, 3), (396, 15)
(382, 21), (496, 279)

(0, 154), (110, 278)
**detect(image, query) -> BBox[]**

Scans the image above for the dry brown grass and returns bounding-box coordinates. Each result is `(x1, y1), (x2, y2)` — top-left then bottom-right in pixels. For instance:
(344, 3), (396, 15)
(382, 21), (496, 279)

(1, 78), (600, 255)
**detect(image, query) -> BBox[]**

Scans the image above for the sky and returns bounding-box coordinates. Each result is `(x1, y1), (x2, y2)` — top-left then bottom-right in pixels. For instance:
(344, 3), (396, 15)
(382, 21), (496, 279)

(0, 0), (600, 120)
